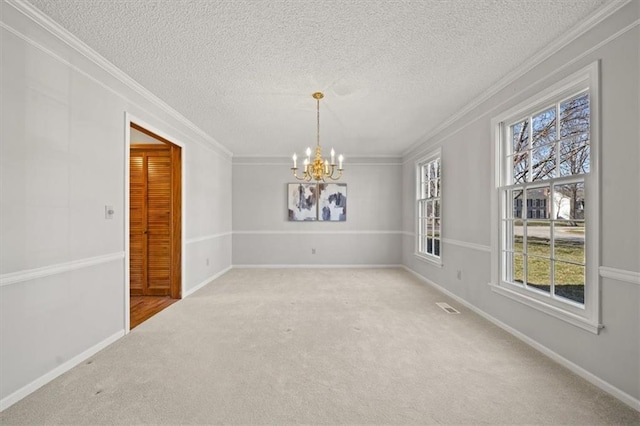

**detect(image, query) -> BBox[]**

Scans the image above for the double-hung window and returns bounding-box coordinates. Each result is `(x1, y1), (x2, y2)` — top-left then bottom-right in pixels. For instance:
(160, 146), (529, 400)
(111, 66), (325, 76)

(491, 63), (600, 333)
(416, 149), (442, 264)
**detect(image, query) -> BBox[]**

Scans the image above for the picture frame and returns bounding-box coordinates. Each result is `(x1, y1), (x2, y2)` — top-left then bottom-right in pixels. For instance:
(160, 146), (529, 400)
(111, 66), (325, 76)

(287, 183), (347, 221)
(287, 183), (318, 221)
(318, 183), (347, 221)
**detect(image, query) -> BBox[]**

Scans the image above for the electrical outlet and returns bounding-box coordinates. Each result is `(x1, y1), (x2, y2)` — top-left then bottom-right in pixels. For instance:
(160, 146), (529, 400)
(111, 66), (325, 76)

(311, 248), (316, 254)
(206, 258), (210, 266)
(457, 270), (462, 280)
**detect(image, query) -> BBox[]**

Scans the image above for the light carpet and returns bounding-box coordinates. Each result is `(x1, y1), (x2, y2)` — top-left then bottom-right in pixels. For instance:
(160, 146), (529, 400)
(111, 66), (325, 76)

(1, 268), (638, 425)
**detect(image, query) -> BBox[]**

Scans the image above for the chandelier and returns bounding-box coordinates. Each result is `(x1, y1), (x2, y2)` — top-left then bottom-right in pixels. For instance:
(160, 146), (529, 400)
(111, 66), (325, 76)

(291, 92), (343, 181)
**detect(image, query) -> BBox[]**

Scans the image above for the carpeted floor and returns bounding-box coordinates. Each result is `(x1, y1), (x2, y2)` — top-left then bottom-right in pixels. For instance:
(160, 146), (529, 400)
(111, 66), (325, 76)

(1, 268), (638, 424)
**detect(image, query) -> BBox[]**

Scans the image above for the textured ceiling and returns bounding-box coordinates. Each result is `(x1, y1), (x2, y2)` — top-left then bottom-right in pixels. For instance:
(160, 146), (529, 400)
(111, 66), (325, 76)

(26, 0), (608, 157)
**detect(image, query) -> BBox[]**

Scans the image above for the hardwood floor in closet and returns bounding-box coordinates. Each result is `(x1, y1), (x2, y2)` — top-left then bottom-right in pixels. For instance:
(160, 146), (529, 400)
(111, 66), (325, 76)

(130, 296), (178, 329)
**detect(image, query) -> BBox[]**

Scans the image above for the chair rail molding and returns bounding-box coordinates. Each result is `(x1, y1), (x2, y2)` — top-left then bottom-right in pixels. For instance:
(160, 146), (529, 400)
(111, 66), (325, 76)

(599, 266), (640, 286)
(0, 252), (125, 287)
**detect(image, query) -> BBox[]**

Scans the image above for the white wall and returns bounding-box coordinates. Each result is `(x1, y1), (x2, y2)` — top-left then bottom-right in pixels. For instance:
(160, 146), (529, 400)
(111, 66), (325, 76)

(402, 1), (639, 405)
(232, 157), (403, 266)
(0, 1), (232, 407)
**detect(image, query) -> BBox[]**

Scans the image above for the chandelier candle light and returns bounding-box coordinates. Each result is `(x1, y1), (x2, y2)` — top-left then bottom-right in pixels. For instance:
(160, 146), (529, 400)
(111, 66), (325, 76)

(291, 92), (344, 181)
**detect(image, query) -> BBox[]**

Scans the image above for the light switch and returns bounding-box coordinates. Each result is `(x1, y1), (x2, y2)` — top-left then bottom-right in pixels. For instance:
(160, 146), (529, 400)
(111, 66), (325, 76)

(105, 205), (115, 219)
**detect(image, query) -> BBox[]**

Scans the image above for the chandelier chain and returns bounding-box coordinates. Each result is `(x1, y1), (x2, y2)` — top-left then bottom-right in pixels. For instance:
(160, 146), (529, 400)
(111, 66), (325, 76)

(317, 96), (320, 147)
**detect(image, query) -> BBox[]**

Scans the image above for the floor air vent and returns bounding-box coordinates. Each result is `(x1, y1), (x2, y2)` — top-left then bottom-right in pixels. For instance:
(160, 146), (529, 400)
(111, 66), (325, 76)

(436, 302), (460, 314)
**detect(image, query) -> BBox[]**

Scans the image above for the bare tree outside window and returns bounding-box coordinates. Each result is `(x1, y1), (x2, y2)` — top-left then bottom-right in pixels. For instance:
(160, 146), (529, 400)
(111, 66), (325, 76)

(504, 92), (589, 305)
(512, 93), (589, 184)
(417, 153), (441, 260)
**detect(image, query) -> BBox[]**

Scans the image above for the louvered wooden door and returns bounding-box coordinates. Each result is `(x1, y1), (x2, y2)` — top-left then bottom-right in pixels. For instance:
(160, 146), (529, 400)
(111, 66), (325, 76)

(130, 145), (173, 296)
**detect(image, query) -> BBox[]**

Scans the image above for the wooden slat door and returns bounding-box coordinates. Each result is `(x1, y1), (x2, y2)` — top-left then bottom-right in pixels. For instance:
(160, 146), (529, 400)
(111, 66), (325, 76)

(130, 151), (147, 295)
(130, 145), (172, 296)
(146, 151), (172, 295)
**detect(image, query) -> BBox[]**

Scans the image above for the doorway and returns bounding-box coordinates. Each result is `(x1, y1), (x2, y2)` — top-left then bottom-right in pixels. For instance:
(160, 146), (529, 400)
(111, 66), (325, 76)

(129, 122), (182, 329)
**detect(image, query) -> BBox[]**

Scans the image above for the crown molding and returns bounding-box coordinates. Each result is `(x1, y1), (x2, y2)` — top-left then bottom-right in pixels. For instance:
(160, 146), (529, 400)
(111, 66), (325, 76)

(232, 155), (402, 166)
(4, 0), (233, 158)
(402, 0), (633, 158)
(403, 20), (639, 164)
(4, 0), (630, 161)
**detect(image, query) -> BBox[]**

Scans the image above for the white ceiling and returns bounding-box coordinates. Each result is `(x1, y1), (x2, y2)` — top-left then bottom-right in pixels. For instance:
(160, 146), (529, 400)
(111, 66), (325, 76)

(27, 0), (609, 158)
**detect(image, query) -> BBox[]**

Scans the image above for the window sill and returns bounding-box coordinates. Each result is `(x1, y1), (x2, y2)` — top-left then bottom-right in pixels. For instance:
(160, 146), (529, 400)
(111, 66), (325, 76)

(489, 282), (602, 334)
(414, 253), (443, 268)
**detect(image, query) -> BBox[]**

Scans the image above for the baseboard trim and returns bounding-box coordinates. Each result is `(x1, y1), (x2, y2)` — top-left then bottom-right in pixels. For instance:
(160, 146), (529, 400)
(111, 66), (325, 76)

(183, 266), (232, 297)
(0, 252), (125, 287)
(233, 264), (403, 269)
(0, 330), (125, 412)
(401, 265), (640, 412)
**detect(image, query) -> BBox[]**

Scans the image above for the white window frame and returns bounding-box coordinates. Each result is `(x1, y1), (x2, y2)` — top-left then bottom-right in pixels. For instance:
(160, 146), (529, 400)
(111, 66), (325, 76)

(490, 62), (601, 334)
(415, 148), (443, 266)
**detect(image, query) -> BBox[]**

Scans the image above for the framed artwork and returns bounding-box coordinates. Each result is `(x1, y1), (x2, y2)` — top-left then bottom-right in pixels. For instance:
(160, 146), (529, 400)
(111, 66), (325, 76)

(287, 183), (347, 221)
(318, 183), (347, 221)
(288, 183), (318, 221)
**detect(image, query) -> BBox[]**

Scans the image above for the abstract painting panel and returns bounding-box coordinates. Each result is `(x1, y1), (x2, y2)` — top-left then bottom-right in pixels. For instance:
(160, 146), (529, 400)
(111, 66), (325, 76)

(288, 183), (318, 221)
(318, 183), (347, 221)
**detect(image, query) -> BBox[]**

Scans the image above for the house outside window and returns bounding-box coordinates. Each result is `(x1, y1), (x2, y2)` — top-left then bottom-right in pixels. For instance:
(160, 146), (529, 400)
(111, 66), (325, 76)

(491, 63), (601, 333)
(416, 149), (442, 265)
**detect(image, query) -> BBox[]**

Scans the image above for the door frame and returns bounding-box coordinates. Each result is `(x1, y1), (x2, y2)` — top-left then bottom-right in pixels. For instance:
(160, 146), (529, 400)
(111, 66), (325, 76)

(124, 113), (185, 333)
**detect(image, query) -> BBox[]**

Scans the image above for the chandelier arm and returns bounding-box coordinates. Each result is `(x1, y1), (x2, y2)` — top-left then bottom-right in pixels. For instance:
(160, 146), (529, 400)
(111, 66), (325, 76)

(326, 169), (343, 181)
(291, 168), (311, 181)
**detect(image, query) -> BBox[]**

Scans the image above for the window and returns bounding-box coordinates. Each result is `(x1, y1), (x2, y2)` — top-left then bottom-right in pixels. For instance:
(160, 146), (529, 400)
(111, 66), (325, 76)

(491, 63), (600, 333)
(416, 149), (441, 264)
